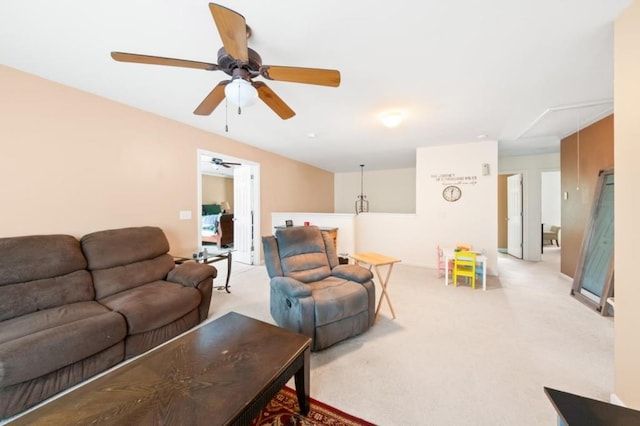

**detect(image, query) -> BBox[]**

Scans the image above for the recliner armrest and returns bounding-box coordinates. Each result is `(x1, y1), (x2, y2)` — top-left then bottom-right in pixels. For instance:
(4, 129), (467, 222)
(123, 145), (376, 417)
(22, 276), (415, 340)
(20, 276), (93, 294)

(167, 262), (217, 288)
(271, 276), (312, 298)
(331, 264), (373, 283)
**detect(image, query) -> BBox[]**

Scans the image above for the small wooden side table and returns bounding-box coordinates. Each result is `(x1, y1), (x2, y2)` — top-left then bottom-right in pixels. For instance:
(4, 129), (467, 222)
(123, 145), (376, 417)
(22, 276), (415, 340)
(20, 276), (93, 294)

(351, 252), (401, 320)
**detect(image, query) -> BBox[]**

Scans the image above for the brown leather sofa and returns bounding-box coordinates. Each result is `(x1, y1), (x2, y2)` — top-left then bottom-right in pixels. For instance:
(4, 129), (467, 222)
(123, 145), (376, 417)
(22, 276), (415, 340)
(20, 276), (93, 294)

(0, 226), (216, 419)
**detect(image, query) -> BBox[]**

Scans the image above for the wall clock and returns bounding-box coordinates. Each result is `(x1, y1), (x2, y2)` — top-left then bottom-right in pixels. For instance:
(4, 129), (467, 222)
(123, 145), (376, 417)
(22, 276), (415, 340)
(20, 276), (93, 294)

(443, 185), (462, 202)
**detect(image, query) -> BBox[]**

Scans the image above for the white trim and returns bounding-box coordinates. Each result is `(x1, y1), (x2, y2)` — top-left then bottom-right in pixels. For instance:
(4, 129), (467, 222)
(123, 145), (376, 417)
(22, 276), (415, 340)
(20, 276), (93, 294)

(610, 393), (626, 407)
(515, 99), (613, 140)
(559, 272), (573, 282)
(197, 148), (261, 264)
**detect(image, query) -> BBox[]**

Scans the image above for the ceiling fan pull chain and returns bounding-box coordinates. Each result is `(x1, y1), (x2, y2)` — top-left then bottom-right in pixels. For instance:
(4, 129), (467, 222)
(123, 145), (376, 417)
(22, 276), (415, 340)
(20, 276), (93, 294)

(225, 98), (229, 132)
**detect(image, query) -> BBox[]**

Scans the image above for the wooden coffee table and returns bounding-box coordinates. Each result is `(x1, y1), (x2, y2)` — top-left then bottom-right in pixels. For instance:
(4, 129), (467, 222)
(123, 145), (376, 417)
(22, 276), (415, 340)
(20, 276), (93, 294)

(9, 312), (311, 426)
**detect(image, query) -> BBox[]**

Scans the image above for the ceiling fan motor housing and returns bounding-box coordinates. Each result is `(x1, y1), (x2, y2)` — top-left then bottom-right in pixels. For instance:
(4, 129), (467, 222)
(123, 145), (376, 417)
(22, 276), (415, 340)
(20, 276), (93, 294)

(217, 47), (262, 77)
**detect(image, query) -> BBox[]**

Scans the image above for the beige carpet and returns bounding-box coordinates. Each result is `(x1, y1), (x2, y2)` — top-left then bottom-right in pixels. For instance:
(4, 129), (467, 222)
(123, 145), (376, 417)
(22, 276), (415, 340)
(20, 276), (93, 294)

(208, 247), (614, 426)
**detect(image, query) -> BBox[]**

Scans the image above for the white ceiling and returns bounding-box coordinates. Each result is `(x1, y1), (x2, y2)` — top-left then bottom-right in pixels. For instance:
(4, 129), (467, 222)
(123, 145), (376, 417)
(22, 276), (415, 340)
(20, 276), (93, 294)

(0, 1), (629, 173)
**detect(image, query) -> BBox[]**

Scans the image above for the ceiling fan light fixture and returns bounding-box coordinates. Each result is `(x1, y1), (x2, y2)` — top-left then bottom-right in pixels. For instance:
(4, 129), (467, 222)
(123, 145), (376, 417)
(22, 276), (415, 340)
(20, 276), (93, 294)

(224, 78), (258, 108)
(379, 111), (406, 128)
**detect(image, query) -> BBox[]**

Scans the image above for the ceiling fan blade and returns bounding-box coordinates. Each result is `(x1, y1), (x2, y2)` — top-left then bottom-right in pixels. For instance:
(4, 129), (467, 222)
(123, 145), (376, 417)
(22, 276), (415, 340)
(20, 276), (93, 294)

(253, 82), (296, 120)
(111, 52), (220, 71)
(194, 81), (229, 115)
(260, 65), (341, 87)
(224, 162), (242, 166)
(209, 3), (249, 62)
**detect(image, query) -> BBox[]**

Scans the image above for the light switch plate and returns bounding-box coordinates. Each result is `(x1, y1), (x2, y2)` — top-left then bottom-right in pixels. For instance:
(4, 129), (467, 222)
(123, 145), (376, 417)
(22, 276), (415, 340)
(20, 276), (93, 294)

(179, 210), (192, 220)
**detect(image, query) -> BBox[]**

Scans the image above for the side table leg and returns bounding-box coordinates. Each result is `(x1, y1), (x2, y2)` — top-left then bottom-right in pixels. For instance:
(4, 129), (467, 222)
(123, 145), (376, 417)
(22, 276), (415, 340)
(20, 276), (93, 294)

(294, 346), (310, 415)
(224, 252), (232, 293)
(374, 263), (397, 320)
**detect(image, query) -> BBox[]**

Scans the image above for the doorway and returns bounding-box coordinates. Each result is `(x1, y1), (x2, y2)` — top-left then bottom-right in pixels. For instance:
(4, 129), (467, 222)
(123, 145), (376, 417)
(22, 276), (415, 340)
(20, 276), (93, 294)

(197, 149), (261, 265)
(506, 174), (523, 259)
(540, 170), (561, 256)
(498, 173), (524, 259)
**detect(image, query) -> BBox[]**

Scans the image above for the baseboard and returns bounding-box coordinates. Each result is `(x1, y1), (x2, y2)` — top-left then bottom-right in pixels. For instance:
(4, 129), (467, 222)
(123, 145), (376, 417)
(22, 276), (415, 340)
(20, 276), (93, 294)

(610, 393), (626, 407)
(559, 272), (573, 282)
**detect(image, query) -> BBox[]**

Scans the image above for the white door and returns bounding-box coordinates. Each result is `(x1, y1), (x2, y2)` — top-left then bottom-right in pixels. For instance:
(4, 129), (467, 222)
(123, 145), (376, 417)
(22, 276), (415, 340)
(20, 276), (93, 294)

(233, 165), (254, 264)
(507, 174), (523, 259)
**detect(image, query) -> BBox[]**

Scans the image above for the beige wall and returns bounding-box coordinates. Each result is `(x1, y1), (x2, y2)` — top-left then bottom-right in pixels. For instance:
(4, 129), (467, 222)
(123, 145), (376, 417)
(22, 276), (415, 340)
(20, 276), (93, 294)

(0, 65), (333, 255)
(334, 168), (416, 213)
(614, 1), (640, 409)
(202, 175), (233, 211)
(560, 115), (613, 278)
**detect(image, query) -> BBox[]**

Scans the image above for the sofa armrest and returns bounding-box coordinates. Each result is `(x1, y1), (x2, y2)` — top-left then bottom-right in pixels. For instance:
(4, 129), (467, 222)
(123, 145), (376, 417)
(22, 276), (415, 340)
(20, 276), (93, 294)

(167, 262), (217, 288)
(271, 276), (312, 298)
(331, 264), (374, 283)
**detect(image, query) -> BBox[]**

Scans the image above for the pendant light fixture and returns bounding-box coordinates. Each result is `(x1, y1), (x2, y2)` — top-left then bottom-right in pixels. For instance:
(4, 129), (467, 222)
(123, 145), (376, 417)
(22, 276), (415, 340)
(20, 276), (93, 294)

(355, 164), (369, 214)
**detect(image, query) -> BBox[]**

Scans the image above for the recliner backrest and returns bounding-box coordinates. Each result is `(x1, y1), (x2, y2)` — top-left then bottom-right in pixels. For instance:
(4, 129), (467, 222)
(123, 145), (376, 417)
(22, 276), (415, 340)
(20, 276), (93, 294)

(0, 234), (94, 321)
(274, 226), (331, 283)
(81, 226), (175, 299)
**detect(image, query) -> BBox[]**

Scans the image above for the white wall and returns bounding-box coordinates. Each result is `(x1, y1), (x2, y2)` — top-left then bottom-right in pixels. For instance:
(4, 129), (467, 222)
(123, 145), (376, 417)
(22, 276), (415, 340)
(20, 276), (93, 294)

(541, 171), (561, 229)
(280, 142), (498, 275)
(334, 168), (416, 213)
(416, 141), (499, 273)
(343, 140), (499, 274)
(499, 153), (560, 261)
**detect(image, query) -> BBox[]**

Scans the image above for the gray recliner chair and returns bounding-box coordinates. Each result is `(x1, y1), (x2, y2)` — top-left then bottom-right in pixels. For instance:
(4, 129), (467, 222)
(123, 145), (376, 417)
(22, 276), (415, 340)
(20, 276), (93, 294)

(262, 226), (375, 351)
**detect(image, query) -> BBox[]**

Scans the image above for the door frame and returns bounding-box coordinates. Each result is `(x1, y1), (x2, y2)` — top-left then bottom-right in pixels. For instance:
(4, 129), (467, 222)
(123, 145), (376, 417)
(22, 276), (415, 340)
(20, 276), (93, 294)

(506, 173), (524, 259)
(499, 169), (530, 260)
(197, 149), (261, 265)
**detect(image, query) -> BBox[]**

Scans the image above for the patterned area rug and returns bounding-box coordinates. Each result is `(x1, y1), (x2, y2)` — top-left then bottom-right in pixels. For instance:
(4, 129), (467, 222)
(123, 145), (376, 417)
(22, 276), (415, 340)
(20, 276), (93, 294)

(252, 386), (375, 426)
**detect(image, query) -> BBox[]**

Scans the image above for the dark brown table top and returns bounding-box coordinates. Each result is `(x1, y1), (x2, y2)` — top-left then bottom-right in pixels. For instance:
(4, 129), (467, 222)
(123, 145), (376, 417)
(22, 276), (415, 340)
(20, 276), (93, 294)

(10, 312), (311, 426)
(545, 387), (640, 425)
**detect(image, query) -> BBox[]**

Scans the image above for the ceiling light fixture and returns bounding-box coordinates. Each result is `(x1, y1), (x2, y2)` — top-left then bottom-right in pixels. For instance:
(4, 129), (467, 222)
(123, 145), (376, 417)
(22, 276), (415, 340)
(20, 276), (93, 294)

(379, 111), (406, 128)
(224, 78), (258, 114)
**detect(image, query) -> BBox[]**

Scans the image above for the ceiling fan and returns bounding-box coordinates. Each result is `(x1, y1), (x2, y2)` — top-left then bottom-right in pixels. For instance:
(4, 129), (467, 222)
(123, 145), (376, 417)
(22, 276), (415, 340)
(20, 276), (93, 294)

(211, 157), (241, 168)
(111, 3), (341, 120)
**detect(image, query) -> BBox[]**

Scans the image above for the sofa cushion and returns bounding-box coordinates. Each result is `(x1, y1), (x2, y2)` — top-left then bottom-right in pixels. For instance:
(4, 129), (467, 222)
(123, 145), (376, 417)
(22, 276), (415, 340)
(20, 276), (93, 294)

(81, 227), (176, 299)
(90, 254), (176, 300)
(0, 234), (87, 285)
(276, 227), (331, 283)
(308, 277), (369, 327)
(0, 301), (127, 387)
(80, 226), (170, 270)
(0, 270), (95, 322)
(0, 235), (93, 321)
(98, 281), (201, 334)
